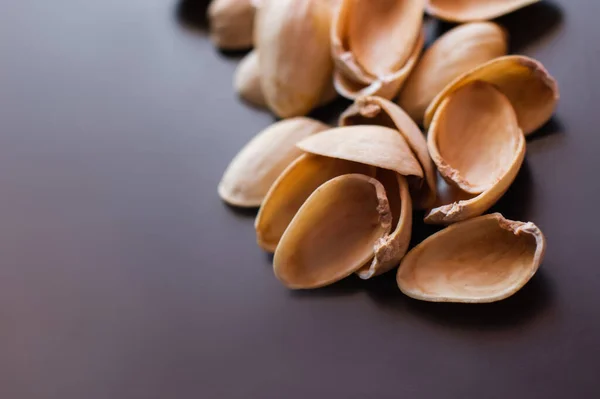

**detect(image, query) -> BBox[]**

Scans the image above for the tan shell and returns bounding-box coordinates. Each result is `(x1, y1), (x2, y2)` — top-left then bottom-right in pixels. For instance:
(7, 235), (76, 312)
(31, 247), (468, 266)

(339, 96), (436, 209)
(218, 118), (329, 207)
(274, 174), (392, 289)
(356, 169), (412, 279)
(255, 0), (334, 118)
(424, 55), (559, 135)
(331, 0), (425, 100)
(234, 50), (338, 110)
(427, 81), (523, 195)
(397, 22), (507, 124)
(425, 0), (540, 23)
(255, 154), (374, 252)
(397, 213), (546, 303)
(208, 0), (256, 50)
(297, 125), (423, 179)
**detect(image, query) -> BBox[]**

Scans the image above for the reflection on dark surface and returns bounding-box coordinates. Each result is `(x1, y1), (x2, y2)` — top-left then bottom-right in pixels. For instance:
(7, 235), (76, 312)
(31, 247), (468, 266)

(489, 160), (533, 222)
(527, 116), (565, 141)
(223, 202), (259, 218)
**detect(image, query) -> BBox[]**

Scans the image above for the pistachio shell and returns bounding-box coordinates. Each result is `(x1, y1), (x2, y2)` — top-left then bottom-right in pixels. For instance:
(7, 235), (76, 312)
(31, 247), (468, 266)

(424, 55), (559, 135)
(219, 118), (329, 207)
(397, 22), (507, 124)
(297, 126), (423, 179)
(339, 96), (436, 209)
(333, 32), (424, 100)
(255, 0), (334, 118)
(357, 170), (412, 279)
(208, 0), (256, 50)
(331, 0), (425, 100)
(397, 213), (545, 303)
(255, 154), (375, 252)
(427, 81), (522, 195)
(426, 0), (540, 22)
(274, 174), (392, 289)
(234, 51), (338, 109)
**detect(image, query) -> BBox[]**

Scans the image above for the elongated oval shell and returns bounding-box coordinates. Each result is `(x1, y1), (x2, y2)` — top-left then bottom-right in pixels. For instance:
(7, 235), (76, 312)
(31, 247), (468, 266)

(219, 118), (329, 207)
(357, 170), (412, 279)
(297, 125), (423, 179)
(275, 174), (392, 289)
(340, 96), (436, 209)
(208, 0), (256, 50)
(397, 213), (545, 303)
(255, 154), (375, 252)
(426, 0), (540, 22)
(397, 22), (507, 124)
(427, 81), (522, 195)
(255, 0), (334, 118)
(424, 55), (559, 135)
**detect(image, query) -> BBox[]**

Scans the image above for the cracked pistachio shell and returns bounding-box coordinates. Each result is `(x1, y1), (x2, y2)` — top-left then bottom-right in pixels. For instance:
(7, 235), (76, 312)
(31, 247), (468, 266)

(234, 50), (338, 109)
(339, 96), (436, 209)
(426, 0), (540, 22)
(297, 125), (423, 179)
(255, 0), (334, 118)
(397, 213), (545, 303)
(356, 169), (412, 279)
(331, 0), (425, 100)
(208, 0), (256, 50)
(274, 174), (392, 289)
(397, 22), (507, 124)
(427, 81), (522, 195)
(424, 55), (559, 135)
(255, 154), (375, 252)
(218, 118), (329, 207)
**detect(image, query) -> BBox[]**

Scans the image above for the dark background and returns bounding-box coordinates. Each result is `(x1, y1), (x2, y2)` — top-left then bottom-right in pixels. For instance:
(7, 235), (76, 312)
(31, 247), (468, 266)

(0, 1), (597, 398)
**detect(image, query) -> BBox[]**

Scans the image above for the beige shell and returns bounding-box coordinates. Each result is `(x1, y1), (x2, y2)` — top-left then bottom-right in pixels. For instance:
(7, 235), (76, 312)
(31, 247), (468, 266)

(218, 118), (329, 207)
(356, 169), (412, 279)
(208, 0), (256, 50)
(339, 96), (436, 209)
(234, 50), (338, 110)
(427, 81), (523, 195)
(426, 0), (540, 23)
(397, 213), (546, 303)
(255, 154), (375, 252)
(274, 174), (393, 289)
(397, 22), (507, 124)
(255, 0), (334, 118)
(331, 0), (425, 100)
(297, 125), (423, 179)
(424, 55), (559, 135)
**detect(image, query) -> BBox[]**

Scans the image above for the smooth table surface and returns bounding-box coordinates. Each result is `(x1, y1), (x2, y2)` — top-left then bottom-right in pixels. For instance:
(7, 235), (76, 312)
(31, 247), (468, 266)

(0, 1), (598, 398)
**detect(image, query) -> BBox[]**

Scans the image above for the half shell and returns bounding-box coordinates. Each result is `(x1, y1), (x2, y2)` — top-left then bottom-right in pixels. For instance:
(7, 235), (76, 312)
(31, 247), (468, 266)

(208, 0), (256, 50)
(397, 213), (546, 303)
(255, 154), (374, 252)
(219, 118), (329, 207)
(331, 0), (425, 100)
(427, 81), (522, 195)
(297, 125), (423, 179)
(274, 174), (392, 289)
(425, 0), (540, 23)
(424, 55), (559, 135)
(339, 96), (436, 209)
(397, 22), (507, 124)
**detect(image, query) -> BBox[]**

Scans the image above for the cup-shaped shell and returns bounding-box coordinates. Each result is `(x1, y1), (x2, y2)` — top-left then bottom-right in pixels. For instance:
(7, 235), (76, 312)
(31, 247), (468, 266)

(274, 174), (392, 289)
(297, 125), (423, 179)
(255, 154), (375, 252)
(427, 81), (523, 195)
(219, 118), (330, 207)
(424, 56), (559, 135)
(339, 96), (436, 209)
(255, 0), (334, 118)
(208, 0), (256, 50)
(331, 0), (425, 100)
(397, 22), (507, 124)
(425, 0), (540, 23)
(397, 213), (546, 303)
